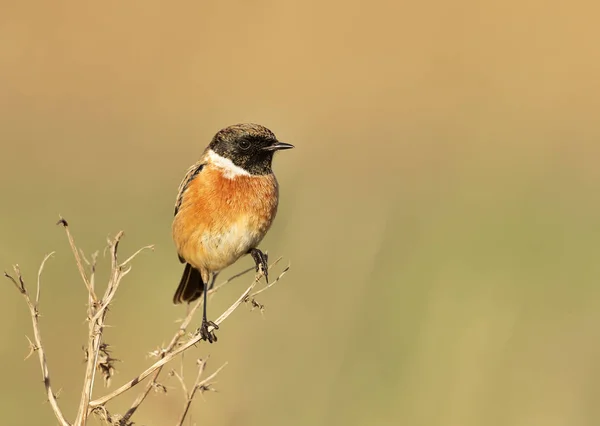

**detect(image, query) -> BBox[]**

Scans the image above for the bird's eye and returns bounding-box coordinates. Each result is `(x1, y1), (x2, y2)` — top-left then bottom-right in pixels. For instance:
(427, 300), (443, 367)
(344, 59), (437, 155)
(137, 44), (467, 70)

(238, 139), (251, 150)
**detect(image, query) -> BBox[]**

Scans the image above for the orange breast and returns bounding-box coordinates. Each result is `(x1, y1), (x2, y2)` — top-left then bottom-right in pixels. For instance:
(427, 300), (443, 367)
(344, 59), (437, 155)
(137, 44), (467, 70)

(172, 165), (279, 271)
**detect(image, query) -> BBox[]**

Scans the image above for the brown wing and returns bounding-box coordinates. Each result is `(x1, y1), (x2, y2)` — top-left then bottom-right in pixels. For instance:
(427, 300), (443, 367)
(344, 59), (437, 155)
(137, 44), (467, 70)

(174, 162), (205, 216)
(174, 161), (205, 263)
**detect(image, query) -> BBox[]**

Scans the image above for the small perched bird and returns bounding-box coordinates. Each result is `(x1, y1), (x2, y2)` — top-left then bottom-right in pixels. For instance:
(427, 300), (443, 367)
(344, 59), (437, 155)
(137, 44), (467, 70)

(172, 123), (293, 342)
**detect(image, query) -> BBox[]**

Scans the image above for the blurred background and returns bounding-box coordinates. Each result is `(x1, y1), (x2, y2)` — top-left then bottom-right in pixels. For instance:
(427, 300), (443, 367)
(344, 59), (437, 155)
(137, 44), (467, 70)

(1, 1), (600, 425)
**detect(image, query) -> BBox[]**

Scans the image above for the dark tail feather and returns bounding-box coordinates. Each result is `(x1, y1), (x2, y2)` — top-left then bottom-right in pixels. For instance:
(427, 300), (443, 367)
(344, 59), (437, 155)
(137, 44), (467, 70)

(173, 263), (204, 304)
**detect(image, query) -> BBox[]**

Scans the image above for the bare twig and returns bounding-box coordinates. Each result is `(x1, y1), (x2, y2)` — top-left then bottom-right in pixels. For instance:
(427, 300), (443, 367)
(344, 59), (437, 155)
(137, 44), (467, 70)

(248, 262), (291, 299)
(208, 256), (283, 297)
(57, 217), (97, 304)
(58, 218), (102, 424)
(5, 266), (24, 293)
(208, 266), (254, 296)
(118, 261), (275, 423)
(90, 243), (152, 325)
(175, 360), (226, 426)
(75, 231), (137, 425)
(120, 244), (155, 268)
(9, 220), (289, 426)
(87, 251), (99, 297)
(119, 291), (207, 423)
(36, 252), (54, 305)
(90, 271), (263, 409)
(170, 369), (190, 400)
(4, 257), (70, 426)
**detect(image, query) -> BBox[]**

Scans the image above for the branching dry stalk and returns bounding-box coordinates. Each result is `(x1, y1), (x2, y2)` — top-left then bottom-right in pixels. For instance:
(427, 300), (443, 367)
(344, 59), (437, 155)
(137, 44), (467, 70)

(4, 218), (290, 426)
(89, 263), (291, 411)
(174, 359), (227, 426)
(118, 257), (287, 424)
(4, 255), (69, 426)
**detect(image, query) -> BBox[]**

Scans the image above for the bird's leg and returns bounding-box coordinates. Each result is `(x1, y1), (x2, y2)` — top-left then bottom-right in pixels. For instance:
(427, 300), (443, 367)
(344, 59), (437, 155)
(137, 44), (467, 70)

(249, 248), (269, 284)
(198, 273), (219, 343)
(207, 271), (220, 291)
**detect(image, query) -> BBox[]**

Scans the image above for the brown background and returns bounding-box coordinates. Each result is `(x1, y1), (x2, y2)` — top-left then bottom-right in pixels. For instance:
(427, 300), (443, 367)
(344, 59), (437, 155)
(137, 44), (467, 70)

(1, 1), (600, 425)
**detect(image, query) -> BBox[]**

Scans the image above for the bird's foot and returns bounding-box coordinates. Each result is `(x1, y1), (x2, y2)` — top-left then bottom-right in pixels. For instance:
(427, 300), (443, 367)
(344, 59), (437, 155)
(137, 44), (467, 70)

(249, 248), (269, 284)
(197, 318), (219, 343)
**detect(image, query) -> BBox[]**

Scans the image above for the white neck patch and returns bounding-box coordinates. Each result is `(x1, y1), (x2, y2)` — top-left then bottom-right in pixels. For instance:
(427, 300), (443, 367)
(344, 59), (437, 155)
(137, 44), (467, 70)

(207, 149), (251, 179)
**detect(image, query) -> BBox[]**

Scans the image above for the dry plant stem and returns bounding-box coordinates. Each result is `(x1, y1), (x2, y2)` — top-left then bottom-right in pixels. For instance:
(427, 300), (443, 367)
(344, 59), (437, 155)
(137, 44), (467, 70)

(208, 255), (282, 297)
(8, 219), (285, 426)
(74, 233), (120, 425)
(119, 297), (204, 422)
(174, 360), (205, 425)
(58, 218), (101, 425)
(57, 218), (97, 304)
(89, 279), (258, 408)
(90, 263), (290, 409)
(91, 243), (154, 325)
(4, 255), (70, 426)
(175, 361), (227, 426)
(73, 231), (153, 426)
(171, 369), (190, 399)
(119, 260), (281, 423)
(208, 266), (254, 296)
(249, 262), (291, 298)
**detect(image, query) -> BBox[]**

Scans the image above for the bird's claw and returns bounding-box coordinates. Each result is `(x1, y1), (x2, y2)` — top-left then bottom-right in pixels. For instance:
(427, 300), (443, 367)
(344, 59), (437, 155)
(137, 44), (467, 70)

(249, 248), (269, 284)
(197, 318), (219, 343)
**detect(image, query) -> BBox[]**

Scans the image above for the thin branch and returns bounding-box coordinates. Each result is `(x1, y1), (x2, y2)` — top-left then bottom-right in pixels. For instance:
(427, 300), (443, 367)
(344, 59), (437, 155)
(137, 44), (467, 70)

(208, 256), (283, 298)
(174, 359), (205, 425)
(10, 219), (290, 426)
(119, 293), (206, 423)
(5, 261), (70, 426)
(76, 231), (126, 425)
(248, 262), (291, 298)
(208, 266), (254, 296)
(119, 244), (154, 268)
(57, 217), (97, 304)
(4, 267), (24, 293)
(36, 252), (55, 306)
(90, 273), (262, 409)
(90, 236), (139, 324)
(89, 251), (98, 297)
(24, 335), (36, 361)
(119, 261), (265, 423)
(175, 360), (226, 426)
(170, 369), (190, 401)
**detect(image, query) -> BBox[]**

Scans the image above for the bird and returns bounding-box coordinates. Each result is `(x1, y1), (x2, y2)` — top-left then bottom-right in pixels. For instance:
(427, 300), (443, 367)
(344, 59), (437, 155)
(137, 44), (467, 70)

(172, 123), (293, 343)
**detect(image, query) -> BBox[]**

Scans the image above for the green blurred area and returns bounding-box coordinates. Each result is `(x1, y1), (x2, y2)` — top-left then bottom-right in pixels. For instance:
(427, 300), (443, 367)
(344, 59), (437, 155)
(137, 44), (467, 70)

(2, 1), (600, 425)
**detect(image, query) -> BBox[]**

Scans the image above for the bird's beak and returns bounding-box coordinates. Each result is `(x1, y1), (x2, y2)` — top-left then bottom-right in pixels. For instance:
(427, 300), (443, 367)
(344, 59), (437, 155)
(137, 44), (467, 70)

(263, 142), (295, 151)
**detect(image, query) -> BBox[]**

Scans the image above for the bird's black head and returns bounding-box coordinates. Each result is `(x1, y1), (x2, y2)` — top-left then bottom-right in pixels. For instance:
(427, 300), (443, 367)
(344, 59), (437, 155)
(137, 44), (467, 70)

(208, 123), (294, 175)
